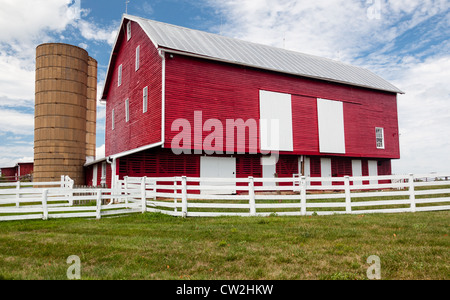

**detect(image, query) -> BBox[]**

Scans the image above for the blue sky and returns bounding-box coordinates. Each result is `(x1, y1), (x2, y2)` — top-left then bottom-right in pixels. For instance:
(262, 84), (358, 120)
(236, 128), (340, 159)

(0, 0), (449, 175)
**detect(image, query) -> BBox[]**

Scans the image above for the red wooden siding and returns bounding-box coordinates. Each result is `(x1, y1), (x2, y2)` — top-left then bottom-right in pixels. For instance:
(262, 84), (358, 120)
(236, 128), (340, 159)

(277, 155), (299, 177)
(85, 165), (93, 186)
(105, 20), (162, 157)
(18, 163), (34, 177)
(164, 54), (400, 159)
(0, 167), (16, 180)
(118, 148), (200, 179)
(292, 95), (319, 155)
(331, 157), (353, 177)
(377, 159), (392, 184)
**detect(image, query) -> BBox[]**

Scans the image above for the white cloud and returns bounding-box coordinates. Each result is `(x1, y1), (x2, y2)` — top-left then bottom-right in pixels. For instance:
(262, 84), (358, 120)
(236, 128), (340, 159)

(77, 19), (117, 46)
(0, 145), (34, 168)
(0, 53), (35, 101)
(0, 108), (34, 135)
(96, 144), (105, 160)
(0, 0), (78, 43)
(392, 55), (450, 174)
(207, 0), (448, 63)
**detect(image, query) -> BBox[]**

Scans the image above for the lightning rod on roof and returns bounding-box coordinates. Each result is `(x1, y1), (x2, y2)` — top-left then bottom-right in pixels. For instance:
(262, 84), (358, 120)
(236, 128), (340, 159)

(125, 0), (130, 14)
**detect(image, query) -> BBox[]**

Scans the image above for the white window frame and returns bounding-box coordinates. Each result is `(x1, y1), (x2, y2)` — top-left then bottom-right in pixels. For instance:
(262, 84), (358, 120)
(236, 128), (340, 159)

(376, 127), (385, 149)
(127, 21), (131, 41)
(135, 45), (140, 71)
(112, 109), (115, 130)
(118, 64), (122, 87)
(143, 86), (148, 113)
(125, 98), (130, 123)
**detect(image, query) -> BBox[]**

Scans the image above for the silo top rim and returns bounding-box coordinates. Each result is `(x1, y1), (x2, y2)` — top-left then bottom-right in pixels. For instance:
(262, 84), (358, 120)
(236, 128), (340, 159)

(36, 43), (88, 54)
(36, 43), (97, 63)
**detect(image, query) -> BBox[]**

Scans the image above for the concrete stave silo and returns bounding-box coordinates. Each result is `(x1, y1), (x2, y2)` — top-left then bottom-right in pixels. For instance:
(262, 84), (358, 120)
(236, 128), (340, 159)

(34, 43), (97, 185)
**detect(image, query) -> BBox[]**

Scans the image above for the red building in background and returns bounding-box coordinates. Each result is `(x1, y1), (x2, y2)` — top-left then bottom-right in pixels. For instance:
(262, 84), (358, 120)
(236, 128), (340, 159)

(85, 14), (403, 188)
(0, 162), (34, 182)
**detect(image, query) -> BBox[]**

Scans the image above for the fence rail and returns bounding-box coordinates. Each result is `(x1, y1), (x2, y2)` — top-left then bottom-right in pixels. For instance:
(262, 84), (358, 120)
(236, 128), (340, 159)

(1, 174), (449, 221)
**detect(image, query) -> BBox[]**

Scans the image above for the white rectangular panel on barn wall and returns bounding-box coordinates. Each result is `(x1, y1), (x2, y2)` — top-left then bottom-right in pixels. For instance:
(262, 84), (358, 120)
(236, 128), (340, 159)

(317, 98), (346, 154)
(259, 90), (294, 152)
(321, 158), (332, 186)
(368, 160), (378, 185)
(261, 156), (277, 187)
(200, 156), (236, 194)
(92, 165), (98, 187)
(352, 160), (362, 186)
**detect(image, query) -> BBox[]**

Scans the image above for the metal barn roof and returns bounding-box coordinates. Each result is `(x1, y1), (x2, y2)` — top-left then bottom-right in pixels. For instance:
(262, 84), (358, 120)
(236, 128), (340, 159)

(104, 15), (403, 97)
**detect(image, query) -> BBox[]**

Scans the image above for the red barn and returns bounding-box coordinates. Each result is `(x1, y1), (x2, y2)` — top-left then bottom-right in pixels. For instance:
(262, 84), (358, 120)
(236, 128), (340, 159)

(86, 14), (402, 188)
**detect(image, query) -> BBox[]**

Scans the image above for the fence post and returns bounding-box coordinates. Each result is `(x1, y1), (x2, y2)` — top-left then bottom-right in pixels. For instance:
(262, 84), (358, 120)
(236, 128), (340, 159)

(344, 176), (352, 214)
(300, 176), (307, 216)
(15, 181), (20, 207)
(181, 176), (188, 218)
(96, 190), (102, 219)
(42, 189), (48, 220)
(248, 177), (256, 216)
(174, 179), (178, 213)
(141, 177), (147, 214)
(409, 173), (416, 212)
(66, 176), (74, 206)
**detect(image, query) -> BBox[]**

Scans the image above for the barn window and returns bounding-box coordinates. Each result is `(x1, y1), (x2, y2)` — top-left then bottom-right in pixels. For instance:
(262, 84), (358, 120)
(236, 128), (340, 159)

(112, 109), (115, 130)
(143, 86), (148, 113)
(376, 127), (385, 149)
(125, 98), (130, 123)
(127, 21), (131, 41)
(135, 46), (140, 71)
(118, 64), (122, 87)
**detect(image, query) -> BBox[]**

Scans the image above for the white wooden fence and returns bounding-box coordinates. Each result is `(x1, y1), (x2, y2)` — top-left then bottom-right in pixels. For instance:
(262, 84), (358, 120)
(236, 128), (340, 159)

(119, 173), (450, 218)
(1, 174), (449, 221)
(0, 176), (142, 221)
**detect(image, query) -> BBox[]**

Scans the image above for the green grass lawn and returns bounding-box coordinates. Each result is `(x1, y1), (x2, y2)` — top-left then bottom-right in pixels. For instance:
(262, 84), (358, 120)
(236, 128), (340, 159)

(0, 211), (448, 280)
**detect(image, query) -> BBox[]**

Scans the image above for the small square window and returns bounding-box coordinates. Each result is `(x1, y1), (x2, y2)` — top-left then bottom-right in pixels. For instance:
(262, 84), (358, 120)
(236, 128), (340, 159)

(376, 127), (385, 149)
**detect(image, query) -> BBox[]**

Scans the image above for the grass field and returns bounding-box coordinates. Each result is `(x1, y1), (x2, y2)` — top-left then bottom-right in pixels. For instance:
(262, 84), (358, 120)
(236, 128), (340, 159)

(0, 211), (448, 280)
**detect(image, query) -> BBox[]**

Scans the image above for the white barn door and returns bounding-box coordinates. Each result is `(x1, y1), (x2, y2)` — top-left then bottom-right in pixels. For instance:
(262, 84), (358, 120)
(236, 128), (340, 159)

(200, 156), (236, 194)
(321, 158), (332, 186)
(261, 156), (277, 187)
(352, 160), (362, 186)
(368, 160), (378, 185)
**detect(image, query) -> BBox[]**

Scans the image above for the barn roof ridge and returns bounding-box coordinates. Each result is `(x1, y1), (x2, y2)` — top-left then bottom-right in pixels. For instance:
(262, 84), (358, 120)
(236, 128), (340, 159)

(101, 14), (403, 100)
